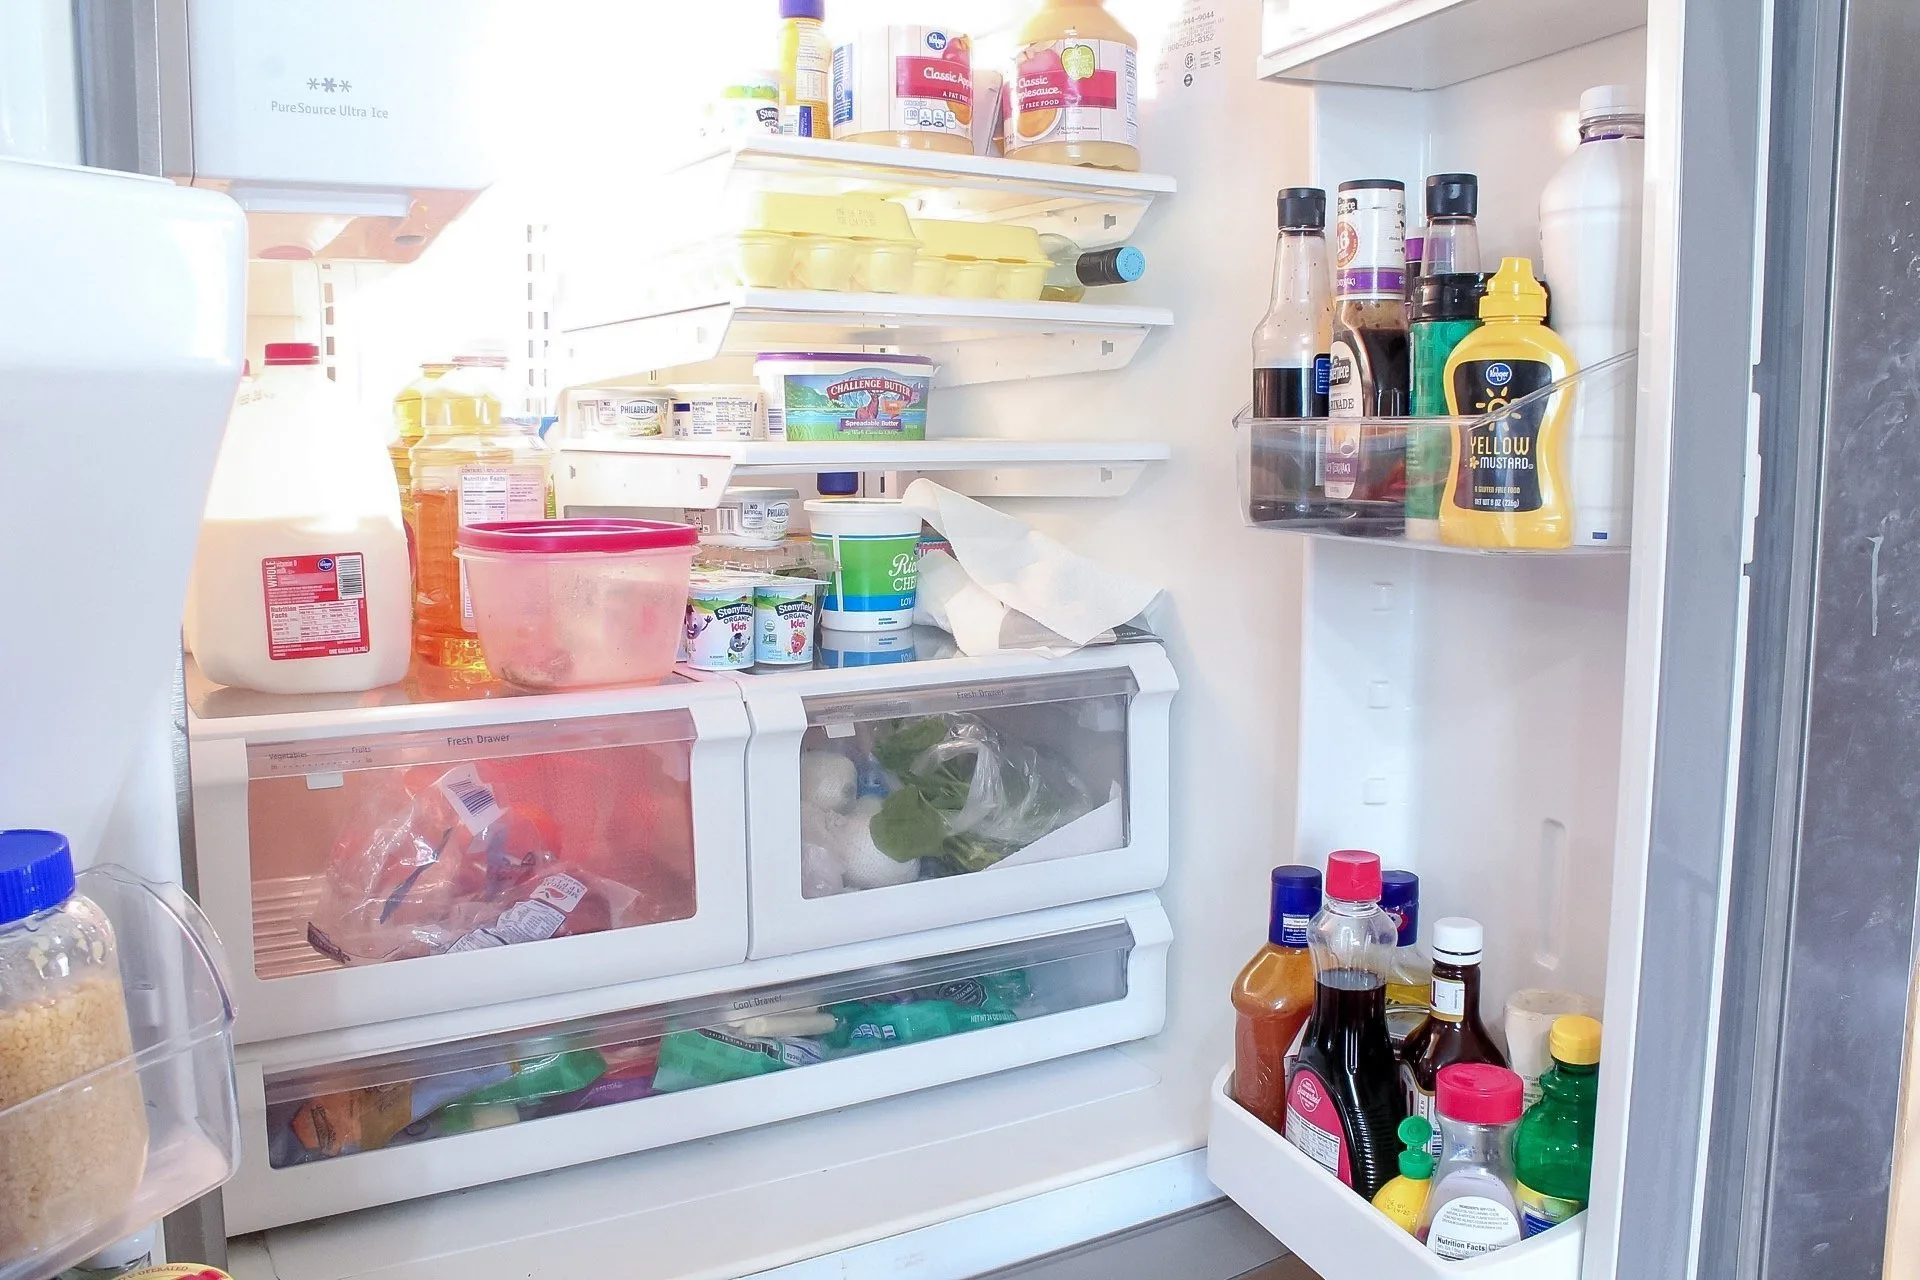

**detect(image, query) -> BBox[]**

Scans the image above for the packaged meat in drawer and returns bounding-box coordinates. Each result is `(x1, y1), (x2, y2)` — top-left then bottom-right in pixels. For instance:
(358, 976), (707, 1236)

(224, 893), (1171, 1232)
(186, 670), (751, 1044)
(738, 643), (1176, 956)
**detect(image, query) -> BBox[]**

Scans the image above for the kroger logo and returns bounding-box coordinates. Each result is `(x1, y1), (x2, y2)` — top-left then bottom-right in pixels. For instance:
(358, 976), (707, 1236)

(1486, 362), (1514, 387)
(926, 30), (948, 50)
(317, 557), (335, 572)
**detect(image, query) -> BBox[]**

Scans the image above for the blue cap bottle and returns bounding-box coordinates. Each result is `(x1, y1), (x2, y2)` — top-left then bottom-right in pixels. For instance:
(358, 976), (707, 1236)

(1270, 865), (1323, 949)
(0, 829), (77, 925)
(1381, 869), (1419, 947)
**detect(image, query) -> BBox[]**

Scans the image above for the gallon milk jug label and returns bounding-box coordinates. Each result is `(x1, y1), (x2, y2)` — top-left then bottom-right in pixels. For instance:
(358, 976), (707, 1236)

(1285, 1068), (1353, 1186)
(1518, 1182), (1584, 1237)
(1426, 1195), (1522, 1259)
(1451, 359), (1556, 514)
(261, 554), (370, 661)
(1008, 39), (1139, 153)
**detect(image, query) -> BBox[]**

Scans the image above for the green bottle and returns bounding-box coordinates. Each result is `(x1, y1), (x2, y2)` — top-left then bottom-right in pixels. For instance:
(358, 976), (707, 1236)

(1406, 273), (1486, 540)
(1513, 1015), (1603, 1237)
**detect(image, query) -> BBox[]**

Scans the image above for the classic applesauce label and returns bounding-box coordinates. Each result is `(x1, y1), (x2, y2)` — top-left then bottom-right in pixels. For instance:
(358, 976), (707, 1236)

(1008, 38), (1138, 153)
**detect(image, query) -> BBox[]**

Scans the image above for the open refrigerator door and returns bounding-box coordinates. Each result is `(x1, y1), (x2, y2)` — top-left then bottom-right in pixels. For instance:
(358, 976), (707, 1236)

(11, 0), (1853, 1276)
(0, 156), (247, 1279)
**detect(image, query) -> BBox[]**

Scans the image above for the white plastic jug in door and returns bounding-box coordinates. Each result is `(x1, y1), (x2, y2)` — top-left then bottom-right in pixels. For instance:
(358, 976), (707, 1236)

(1540, 85), (1645, 548)
(187, 342), (411, 693)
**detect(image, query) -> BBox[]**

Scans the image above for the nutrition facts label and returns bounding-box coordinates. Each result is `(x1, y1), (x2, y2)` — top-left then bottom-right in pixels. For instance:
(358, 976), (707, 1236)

(262, 553), (369, 661)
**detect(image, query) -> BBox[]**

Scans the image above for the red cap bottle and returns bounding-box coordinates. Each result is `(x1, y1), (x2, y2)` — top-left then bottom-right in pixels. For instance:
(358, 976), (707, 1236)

(1436, 1062), (1525, 1126)
(1326, 848), (1384, 902)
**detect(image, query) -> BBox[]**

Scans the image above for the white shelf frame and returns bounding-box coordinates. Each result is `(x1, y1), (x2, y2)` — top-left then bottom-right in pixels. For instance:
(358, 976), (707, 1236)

(560, 290), (1172, 391)
(552, 437), (1172, 509)
(1257, 0), (1646, 90)
(675, 135), (1176, 246)
(1208, 1065), (1585, 1279)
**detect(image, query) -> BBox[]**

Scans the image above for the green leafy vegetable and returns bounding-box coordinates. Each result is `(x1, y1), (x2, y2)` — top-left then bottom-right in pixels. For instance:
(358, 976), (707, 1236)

(872, 717), (949, 776)
(870, 787), (948, 861)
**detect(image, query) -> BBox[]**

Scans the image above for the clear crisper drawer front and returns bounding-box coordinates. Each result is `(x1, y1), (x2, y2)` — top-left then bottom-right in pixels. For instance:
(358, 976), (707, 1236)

(243, 711), (698, 980)
(796, 671), (1135, 900)
(260, 921), (1132, 1171)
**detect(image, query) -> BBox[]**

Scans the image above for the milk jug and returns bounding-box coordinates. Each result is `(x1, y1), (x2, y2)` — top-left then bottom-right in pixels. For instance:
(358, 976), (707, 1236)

(187, 343), (410, 693)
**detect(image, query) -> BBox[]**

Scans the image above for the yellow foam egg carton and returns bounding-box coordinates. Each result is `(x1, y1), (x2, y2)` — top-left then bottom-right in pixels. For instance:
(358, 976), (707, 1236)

(720, 192), (921, 293)
(908, 219), (1050, 302)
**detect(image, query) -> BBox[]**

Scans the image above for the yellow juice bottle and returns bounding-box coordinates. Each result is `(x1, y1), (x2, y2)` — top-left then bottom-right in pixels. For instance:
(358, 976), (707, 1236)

(1440, 257), (1578, 549)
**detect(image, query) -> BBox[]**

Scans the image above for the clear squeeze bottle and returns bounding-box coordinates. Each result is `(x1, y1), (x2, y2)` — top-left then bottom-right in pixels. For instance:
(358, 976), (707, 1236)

(1284, 849), (1406, 1201)
(1418, 1064), (1526, 1259)
(1231, 865), (1322, 1132)
(1250, 187), (1333, 523)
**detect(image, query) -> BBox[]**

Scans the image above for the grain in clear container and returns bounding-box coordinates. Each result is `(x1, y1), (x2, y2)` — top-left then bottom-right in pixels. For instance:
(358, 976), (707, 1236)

(0, 830), (148, 1260)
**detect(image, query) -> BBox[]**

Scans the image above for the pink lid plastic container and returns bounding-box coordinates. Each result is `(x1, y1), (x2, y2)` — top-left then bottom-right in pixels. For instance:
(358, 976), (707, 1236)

(455, 520), (700, 691)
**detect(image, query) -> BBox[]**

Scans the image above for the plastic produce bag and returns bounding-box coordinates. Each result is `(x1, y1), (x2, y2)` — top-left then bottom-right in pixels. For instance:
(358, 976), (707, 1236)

(867, 716), (1094, 873)
(306, 763), (643, 964)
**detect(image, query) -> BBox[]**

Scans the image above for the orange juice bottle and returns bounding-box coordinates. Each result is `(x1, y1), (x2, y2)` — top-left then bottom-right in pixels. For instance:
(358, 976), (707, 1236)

(1006, 0), (1141, 172)
(410, 342), (548, 673)
(391, 361), (455, 527)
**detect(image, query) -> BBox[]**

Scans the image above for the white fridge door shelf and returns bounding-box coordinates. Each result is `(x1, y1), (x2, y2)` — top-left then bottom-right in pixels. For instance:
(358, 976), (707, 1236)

(552, 437), (1171, 509)
(1258, 0), (1647, 89)
(1207, 1066), (1585, 1279)
(561, 290), (1172, 389)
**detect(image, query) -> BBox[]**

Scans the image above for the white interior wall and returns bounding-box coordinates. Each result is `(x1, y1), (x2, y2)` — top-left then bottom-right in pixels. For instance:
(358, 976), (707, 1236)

(1290, 31), (1650, 1023)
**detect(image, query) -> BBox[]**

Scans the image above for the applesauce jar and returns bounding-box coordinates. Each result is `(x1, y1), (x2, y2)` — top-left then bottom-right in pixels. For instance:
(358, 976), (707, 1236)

(831, 26), (975, 154)
(1006, 0), (1140, 172)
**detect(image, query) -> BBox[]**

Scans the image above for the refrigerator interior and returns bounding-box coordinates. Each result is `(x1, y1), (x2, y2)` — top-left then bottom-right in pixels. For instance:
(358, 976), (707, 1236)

(223, 6), (1659, 1279)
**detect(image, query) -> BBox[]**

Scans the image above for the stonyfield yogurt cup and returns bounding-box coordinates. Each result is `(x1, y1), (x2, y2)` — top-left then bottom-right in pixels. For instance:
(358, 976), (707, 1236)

(806, 498), (924, 632)
(755, 577), (822, 665)
(684, 574), (757, 670)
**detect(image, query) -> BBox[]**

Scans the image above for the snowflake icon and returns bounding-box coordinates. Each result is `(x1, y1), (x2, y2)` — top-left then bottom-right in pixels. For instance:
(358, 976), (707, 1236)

(339, 79), (352, 93)
(322, 77), (337, 92)
(307, 78), (320, 90)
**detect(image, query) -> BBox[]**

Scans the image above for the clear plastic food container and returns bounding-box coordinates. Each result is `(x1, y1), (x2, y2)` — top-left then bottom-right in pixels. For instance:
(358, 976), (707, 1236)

(455, 520), (701, 691)
(0, 834), (239, 1280)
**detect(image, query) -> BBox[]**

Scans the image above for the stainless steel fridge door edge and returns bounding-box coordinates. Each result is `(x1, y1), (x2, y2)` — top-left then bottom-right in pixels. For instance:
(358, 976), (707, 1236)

(1592, 0), (1776, 1274)
(1703, 0), (1920, 1273)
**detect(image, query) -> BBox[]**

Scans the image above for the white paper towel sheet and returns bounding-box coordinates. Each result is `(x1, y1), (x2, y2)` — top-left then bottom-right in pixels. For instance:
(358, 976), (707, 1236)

(903, 479), (1162, 655)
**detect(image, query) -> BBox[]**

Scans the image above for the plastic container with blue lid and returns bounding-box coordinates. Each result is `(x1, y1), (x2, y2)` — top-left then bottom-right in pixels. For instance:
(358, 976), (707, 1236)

(0, 829), (150, 1259)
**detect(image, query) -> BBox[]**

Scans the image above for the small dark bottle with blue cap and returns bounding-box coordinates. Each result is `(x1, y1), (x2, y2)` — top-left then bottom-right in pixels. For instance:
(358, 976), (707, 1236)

(1231, 864), (1323, 1133)
(0, 829), (149, 1251)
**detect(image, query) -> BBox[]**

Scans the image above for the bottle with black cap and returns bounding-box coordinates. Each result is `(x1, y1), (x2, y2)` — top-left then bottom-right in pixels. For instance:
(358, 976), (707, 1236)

(1422, 173), (1482, 278)
(1248, 187), (1332, 522)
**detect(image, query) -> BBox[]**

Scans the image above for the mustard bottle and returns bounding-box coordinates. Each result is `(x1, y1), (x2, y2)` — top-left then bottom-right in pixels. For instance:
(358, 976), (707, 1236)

(1440, 257), (1578, 549)
(1372, 1115), (1435, 1234)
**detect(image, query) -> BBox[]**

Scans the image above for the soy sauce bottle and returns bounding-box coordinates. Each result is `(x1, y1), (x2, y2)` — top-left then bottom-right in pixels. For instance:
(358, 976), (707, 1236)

(1285, 849), (1406, 1200)
(1326, 180), (1411, 534)
(1400, 917), (1508, 1153)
